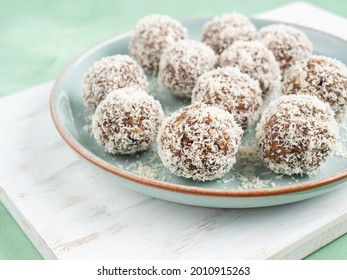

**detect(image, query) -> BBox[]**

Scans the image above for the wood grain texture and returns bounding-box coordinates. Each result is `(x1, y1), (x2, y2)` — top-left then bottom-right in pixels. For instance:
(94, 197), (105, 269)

(0, 3), (347, 259)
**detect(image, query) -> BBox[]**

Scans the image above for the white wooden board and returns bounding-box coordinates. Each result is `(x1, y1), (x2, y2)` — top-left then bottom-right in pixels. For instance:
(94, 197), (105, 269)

(0, 3), (347, 259)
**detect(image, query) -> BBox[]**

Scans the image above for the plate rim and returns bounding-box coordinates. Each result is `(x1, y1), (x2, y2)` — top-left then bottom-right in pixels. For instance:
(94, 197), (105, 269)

(50, 17), (347, 198)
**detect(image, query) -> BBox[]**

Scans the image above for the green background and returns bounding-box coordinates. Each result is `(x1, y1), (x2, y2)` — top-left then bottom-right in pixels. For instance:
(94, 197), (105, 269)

(0, 0), (346, 259)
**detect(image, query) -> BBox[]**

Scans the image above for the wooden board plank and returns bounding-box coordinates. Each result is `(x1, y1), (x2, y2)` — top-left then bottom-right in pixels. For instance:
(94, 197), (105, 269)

(0, 3), (347, 259)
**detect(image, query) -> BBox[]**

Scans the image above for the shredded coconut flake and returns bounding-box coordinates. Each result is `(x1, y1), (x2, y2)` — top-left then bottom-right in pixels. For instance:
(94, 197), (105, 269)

(236, 173), (270, 189)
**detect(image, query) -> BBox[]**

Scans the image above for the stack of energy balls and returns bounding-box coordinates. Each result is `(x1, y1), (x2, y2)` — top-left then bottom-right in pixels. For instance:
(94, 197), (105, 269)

(82, 13), (347, 182)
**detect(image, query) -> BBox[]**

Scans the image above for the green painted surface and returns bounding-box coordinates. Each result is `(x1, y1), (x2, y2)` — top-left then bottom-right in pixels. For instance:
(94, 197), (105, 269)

(0, 0), (346, 259)
(0, 202), (42, 259)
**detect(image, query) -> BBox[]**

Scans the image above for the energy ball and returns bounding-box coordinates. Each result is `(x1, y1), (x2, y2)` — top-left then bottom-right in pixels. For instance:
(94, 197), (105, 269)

(219, 40), (281, 96)
(92, 88), (164, 155)
(82, 55), (149, 110)
(158, 40), (217, 98)
(157, 103), (243, 181)
(282, 55), (347, 121)
(256, 95), (338, 175)
(202, 13), (257, 55)
(192, 67), (262, 130)
(129, 14), (188, 75)
(258, 24), (312, 74)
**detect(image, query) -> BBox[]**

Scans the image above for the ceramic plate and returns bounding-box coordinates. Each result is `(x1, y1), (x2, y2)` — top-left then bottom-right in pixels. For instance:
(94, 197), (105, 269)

(50, 18), (347, 208)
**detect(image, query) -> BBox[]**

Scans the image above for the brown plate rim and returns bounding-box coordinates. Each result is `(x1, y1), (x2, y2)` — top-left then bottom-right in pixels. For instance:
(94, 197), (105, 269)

(50, 17), (347, 198)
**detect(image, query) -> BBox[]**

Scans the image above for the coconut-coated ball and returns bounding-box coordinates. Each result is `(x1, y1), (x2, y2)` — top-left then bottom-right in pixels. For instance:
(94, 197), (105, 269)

(129, 14), (188, 75)
(157, 103), (243, 181)
(256, 95), (338, 175)
(192, 67), (262, 130)
(218, 40), (281, 96)
(92, 88), (164, 154)
(82, 55), (149, 110)
(258, 24), (312, 74)
(158, 40), (217, 98)
(282, 55), (347, 121)
(202, 13), (257, 55)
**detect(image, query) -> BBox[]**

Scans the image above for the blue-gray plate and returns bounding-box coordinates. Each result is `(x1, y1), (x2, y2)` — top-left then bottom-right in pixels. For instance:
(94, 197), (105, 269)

(50, 18), (347, 208)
